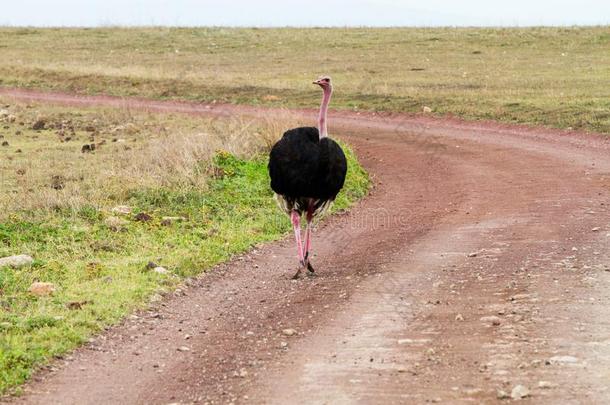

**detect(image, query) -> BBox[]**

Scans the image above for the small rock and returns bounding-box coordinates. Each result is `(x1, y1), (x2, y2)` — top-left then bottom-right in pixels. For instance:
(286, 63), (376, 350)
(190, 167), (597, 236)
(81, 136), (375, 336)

(455, 313), (464, 321)
(538, 381), (556, 389)
(111, 205), (132, 215)
(146, 261), (158, 269)
(177, 346), (190, 352)
(548, 355), (578, 364)
(497, 390), (510, 400)
(1, 141), (8, 146)
(66, 300), (91, 310)
(282, 328), (297, 336)
(0, 254), (34, 268)
(511, 384), (529, 400)
(397, 338), (430, 345)
(134, 212), (152, 222)
(149, 294), (162, 302)
(591, 227), (600, 232)
(480, 315), (502, 326)
(29, 282), (56, 296)
(32, 119), (46, 130)
(105, 216), (129, 231)
(463, 388), (483, 396)
(280, 341), (288, 348)
(467, 251), (478, 257)
(50, 175), (65, 190)
(161, 216), (186, 226)
(153, 266), (169, 275)
(123, 123), (140, 135)
(81, 144), (96, 153)
(423, 106), (432, 113)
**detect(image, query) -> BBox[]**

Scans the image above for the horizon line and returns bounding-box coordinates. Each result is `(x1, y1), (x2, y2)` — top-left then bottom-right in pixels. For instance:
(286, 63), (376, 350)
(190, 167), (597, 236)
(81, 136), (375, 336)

(1, 24), (609, 29)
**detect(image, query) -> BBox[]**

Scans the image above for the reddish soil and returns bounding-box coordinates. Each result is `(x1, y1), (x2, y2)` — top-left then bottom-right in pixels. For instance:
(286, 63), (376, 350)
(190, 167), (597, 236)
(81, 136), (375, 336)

(1, 88), (609, 404)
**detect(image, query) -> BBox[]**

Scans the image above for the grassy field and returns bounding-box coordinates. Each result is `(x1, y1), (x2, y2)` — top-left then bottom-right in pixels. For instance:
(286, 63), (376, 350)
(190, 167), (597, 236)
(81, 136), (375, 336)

(0, 99), (369, 394)
(0, 27), (609, 133)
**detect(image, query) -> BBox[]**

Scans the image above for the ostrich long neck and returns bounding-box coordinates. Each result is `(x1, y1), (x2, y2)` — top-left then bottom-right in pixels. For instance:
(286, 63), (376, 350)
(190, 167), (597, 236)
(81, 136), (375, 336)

(318, 85), (332, 139)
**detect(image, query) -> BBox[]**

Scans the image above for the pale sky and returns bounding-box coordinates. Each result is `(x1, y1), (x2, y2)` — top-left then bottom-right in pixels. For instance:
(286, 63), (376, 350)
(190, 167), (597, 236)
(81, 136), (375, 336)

(1, 0), (609, 27)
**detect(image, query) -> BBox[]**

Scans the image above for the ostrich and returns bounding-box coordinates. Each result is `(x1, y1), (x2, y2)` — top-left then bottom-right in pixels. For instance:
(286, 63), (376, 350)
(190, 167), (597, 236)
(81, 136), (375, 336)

(268, 76), (347, 279)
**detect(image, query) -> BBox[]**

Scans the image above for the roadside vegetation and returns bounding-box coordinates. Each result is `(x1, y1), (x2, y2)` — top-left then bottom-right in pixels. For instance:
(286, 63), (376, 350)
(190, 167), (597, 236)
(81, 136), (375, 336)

(0, 27), (608, 133)
(0, 99), (369, 394)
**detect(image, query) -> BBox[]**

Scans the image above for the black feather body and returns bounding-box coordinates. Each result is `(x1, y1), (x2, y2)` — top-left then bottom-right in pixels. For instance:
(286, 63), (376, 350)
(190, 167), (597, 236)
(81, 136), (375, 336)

(268, 127), (347, 216)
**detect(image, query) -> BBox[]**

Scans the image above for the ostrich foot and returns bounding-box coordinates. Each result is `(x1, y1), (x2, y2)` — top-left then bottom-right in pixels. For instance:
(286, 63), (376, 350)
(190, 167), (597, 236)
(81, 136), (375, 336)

(291, 263), (305, 279)
(306, 261), (315, 275)
(303, 251), (315, 274)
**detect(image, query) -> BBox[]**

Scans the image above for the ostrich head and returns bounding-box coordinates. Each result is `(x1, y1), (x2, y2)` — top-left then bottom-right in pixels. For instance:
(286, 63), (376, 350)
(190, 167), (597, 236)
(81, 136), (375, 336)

(313, 76), (332, 89)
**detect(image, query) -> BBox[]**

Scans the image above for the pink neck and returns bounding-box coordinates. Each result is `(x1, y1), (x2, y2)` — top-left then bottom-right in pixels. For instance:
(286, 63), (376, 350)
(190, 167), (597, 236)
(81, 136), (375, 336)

(318, 85), (332, 139)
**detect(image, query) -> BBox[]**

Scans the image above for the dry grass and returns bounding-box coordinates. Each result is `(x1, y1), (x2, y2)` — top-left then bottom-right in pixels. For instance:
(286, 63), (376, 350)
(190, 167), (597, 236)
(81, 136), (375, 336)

(0, 27), (608, 133)
(118, 111), (304, 188)
(0, 99), (306, 216)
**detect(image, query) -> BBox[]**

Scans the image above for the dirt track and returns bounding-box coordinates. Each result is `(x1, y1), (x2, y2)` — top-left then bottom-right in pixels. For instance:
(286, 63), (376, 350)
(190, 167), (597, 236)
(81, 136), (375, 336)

(1, 88), (609, 404)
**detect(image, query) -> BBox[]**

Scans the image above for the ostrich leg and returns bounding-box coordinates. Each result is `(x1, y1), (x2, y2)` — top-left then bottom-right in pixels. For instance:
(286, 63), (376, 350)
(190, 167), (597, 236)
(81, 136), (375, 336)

(291, 210), (305, 279)
(303, 204), (315, 274)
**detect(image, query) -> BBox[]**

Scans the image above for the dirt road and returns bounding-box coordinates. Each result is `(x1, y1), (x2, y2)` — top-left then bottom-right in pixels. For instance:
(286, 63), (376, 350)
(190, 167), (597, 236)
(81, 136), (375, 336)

(1, 88), (609, 404)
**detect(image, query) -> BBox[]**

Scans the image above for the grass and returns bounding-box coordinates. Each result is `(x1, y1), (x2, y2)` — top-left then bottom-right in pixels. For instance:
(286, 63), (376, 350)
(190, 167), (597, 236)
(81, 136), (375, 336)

(0, 99), (370, 395)
(0, 27), (609, 133)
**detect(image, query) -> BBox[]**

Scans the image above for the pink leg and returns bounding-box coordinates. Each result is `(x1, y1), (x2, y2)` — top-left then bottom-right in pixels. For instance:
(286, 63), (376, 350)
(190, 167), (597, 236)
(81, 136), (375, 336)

(303, 221), (312, 262)
(303, 206), (315, 273)
(291, 210), (304, 266)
